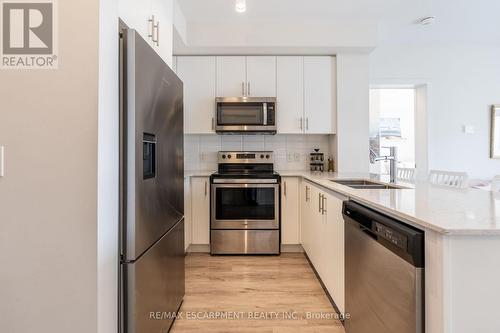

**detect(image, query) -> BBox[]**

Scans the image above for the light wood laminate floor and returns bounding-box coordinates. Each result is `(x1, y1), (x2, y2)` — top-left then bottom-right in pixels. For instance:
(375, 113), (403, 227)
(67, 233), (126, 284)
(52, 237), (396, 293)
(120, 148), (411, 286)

(171, 253), (345, 333)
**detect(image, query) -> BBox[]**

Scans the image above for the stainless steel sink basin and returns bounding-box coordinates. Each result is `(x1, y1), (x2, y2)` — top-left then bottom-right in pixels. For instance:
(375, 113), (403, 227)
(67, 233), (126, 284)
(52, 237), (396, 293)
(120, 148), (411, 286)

(331, 179), (407, 189)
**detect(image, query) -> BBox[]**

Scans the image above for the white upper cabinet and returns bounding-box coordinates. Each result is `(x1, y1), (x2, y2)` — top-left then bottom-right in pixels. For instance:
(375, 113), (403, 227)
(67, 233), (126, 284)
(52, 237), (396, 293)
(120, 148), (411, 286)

(246, 56), (277, 97)
(304, 56), (336, 134)
(216, 56), (277, 97)
(119, 0), (174, 66)
(216, 56), (247, 97)
(151, 0), (173, 66)
(180, 55), (336, 134)
(277, 56), (304, 134)
(177, 57), (216, 134)
(119, 0), (152, 44)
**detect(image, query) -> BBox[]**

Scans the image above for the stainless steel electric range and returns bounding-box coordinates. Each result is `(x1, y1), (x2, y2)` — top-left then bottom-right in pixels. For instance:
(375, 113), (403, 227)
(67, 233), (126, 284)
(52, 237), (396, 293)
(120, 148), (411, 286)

(210, 151), (281, 255)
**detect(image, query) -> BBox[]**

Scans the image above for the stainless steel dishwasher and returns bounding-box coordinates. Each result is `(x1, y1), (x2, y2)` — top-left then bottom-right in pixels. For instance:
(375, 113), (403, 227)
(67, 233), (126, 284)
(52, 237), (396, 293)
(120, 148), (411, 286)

(343, 201), (424, 333)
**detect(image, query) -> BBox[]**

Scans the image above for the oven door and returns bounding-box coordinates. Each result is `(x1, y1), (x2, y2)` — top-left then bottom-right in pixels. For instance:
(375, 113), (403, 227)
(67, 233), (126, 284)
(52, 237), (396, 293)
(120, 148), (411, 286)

(211, 181), (279, 229)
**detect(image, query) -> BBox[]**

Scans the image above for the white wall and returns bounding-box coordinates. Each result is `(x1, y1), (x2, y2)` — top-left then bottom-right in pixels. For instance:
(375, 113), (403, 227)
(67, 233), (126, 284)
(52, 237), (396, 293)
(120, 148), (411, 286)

(185, 134), (331, 171)
(0, 1), (99, 332)
(370, 44), (500, 179)
(335, 54), (370, 173)
(174, 21), (377, 55)
(98, 0), (119, 333)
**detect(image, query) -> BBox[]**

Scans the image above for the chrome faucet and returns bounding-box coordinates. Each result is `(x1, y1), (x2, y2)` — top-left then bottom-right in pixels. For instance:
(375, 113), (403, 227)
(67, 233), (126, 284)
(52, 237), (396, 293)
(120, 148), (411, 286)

(375, 147), (398, 183)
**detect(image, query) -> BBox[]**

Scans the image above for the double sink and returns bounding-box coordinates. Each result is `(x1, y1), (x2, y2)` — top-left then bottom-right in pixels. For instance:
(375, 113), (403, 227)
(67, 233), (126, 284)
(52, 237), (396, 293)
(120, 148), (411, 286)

(331, 179), (408, 190)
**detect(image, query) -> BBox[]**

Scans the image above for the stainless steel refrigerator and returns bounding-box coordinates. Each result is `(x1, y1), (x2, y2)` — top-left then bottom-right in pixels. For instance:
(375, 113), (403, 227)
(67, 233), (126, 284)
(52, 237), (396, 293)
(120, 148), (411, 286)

(119, 25), (185, 333)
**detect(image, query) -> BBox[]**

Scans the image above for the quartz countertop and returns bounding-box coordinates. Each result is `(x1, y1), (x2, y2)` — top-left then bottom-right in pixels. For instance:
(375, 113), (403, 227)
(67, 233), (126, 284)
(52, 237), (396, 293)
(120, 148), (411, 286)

(184, 170), (500, 235)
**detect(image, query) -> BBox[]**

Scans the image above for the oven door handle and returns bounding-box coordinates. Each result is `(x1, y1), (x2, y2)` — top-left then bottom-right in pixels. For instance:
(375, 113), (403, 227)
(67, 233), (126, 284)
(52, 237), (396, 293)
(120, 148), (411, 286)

(211, 183), (279, 189)
(212, 179), (278, 184)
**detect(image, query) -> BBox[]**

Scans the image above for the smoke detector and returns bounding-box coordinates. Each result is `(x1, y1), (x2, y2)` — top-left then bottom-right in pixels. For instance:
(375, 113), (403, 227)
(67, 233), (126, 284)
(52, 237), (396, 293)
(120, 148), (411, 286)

(415, 16), (436, 25)
(235, 0), (246, 13)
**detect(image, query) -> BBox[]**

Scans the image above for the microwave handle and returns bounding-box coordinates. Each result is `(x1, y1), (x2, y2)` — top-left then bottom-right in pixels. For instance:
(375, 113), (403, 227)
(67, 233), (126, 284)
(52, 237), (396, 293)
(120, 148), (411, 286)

(263, 103), (267, 125)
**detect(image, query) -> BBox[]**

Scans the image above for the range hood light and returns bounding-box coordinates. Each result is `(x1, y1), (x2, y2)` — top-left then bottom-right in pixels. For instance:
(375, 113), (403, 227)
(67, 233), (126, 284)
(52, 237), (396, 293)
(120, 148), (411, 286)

(235, 0), (246, 13)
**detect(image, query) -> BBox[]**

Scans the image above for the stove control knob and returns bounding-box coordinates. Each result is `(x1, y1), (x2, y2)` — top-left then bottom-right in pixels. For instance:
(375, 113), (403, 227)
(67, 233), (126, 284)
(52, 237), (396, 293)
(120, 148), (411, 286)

(221, 154), (226, 159)
(260, 154), (264, 159)
(227, 154), (232, 159)
(265, 154), (270, 159)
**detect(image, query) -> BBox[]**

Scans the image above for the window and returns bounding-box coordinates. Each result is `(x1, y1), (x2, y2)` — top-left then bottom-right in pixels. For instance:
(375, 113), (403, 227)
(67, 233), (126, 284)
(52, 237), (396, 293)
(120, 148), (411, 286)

(369, 88), (416, 175)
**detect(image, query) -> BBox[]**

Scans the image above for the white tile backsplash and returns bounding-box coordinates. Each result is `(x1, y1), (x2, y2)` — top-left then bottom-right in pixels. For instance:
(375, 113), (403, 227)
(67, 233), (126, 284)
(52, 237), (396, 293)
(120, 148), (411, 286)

(185, 134), (331, 171)
(243, 136), (265, 151)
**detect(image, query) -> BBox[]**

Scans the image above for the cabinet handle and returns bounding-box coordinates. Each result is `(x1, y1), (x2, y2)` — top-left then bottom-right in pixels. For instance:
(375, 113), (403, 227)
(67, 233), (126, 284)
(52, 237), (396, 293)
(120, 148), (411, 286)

(211, 117), (215, 130)
(318, 193), (322, 212)
(154, 21), (159, 46)
(148, 15), (155, 39)
(242, 82), (245, 96)
(283, 181), (287, 197)
(300, 117), (303, 130)
(204, 181), (207, 197)
(247, 82), (251, 96)
(322, 196), (327, 215)
(305, 186), (310, 201)
(306, 117), (309, 131)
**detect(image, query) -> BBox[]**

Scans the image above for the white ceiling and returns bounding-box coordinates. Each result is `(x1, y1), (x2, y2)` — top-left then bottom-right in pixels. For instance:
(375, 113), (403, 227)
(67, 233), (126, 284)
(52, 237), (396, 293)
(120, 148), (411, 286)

(177, 0), (500, 45)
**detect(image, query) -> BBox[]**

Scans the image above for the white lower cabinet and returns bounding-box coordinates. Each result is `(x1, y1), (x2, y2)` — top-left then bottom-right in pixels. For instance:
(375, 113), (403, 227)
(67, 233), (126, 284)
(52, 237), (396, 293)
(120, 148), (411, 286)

(300, 181), (313, 254)
(321, 190), (346, 314)
(190, 177), (210, 245)
(301, 180), (346, 314)
(281, 177), (300, 244)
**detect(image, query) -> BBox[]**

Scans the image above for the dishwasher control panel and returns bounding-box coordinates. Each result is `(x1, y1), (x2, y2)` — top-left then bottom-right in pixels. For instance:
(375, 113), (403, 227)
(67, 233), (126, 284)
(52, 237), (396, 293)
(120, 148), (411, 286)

(374, 222), (408, 250)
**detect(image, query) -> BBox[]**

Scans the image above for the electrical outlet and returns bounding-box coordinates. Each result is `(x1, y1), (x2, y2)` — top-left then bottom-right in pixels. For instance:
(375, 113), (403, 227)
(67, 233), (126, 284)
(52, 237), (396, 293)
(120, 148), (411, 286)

(200, 152), (205, 161)
(294, 153), (301, 162)
(287, 153), (294, 162)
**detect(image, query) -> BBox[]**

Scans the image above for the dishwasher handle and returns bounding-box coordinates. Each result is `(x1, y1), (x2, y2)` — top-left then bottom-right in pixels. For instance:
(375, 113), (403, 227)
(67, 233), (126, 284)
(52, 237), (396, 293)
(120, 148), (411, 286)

(343, 200), (424, 268)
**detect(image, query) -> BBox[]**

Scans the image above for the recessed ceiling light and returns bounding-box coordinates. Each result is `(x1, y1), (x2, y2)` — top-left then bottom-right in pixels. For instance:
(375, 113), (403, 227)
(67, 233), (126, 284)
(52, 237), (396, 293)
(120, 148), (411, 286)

(415, 16), (436, 25)
(235, 0), (246, 13)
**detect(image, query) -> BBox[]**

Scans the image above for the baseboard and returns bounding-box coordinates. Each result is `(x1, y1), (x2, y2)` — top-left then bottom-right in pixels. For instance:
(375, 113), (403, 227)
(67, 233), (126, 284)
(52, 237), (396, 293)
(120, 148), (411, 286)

(280, 244), (304, 253)
(187, 244), (210, 253)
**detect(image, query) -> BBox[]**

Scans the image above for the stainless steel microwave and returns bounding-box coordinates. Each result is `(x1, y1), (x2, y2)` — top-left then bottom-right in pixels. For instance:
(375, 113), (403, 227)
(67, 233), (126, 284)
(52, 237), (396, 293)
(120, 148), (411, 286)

(215, 97), (277, 134)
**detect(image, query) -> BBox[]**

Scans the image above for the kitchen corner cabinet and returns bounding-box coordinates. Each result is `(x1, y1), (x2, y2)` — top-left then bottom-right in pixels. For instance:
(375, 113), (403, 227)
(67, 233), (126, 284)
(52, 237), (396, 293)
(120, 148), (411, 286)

(190, 177), (210, 245)
(277, 56), (336, 134)
(304, 56), (336, 134)
(281, 177), (300, 244)
(301, 180), (346, 313)
(216, 56), (277, 97)
(177, 57), (217, 134)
